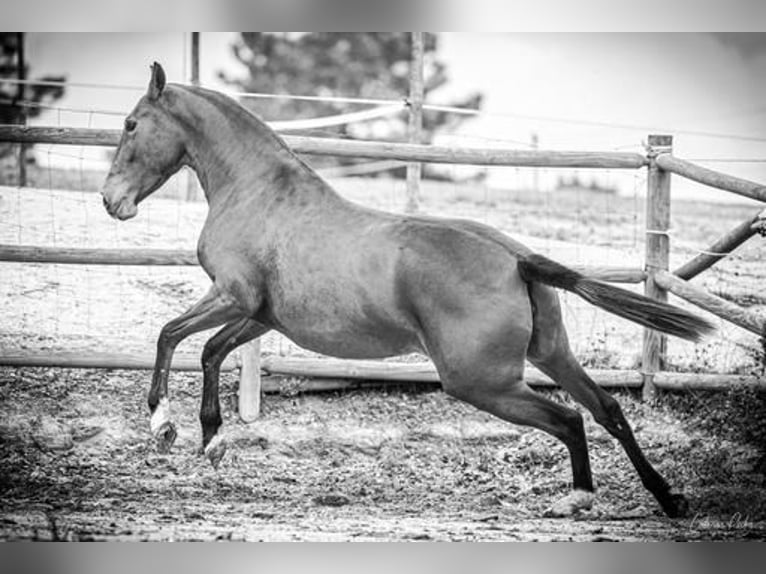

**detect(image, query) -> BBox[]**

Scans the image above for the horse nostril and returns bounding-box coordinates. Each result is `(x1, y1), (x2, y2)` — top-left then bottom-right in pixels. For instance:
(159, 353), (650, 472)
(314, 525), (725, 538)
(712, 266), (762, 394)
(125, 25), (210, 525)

(102, 195), (115, 215)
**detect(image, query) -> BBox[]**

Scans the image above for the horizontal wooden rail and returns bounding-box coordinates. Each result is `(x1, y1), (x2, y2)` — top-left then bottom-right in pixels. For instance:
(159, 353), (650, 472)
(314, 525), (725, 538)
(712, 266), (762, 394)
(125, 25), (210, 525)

(655, 153), (766, 203)
(0, 352), (237, 372)
(288, 136), (649, 168)
(0, 245), (644, 284)
(673, 210), (761, 281)
(261, 356), (642, 388)
(654, 270), (765, 336)
(0, 125), (649, 169)
(260, 376), (412, 394)
(2, 352), (761, 391)
(260, 356), (764, 391)
(260, 372), (766, 392)
(0, 244), (197, 266)
(571, 265), (645, 284)
(0, 126), (122, 147)
(652, 372), (766, 391)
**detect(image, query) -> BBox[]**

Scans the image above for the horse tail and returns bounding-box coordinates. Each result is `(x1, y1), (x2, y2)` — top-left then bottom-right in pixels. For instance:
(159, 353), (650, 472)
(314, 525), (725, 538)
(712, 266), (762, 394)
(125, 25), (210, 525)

(517, 253), (714, 342)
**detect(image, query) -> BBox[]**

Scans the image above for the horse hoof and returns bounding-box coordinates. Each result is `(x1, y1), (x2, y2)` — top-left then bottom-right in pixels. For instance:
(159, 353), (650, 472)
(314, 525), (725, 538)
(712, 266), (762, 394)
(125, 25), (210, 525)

(662, 492), (689, 518)
(154, 421), (177, 454)
(204, 434), (227, 470)
(543, 489), (595, 518)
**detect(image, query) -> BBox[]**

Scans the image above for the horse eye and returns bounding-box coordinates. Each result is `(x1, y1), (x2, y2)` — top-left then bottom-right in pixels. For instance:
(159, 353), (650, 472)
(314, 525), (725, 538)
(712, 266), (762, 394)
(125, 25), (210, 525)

(125, 118), (137, 133)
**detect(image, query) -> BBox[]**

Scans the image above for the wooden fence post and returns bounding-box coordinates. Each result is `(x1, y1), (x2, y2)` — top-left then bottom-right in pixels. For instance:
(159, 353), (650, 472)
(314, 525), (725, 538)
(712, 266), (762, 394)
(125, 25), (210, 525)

(405, 32), (425, 213)
(531, 132), (539, 192)
(185, 32), (201, 202)
(16, 32), (27, 188)
(641, 135), (673, 400)
(238, 339), (262, 422)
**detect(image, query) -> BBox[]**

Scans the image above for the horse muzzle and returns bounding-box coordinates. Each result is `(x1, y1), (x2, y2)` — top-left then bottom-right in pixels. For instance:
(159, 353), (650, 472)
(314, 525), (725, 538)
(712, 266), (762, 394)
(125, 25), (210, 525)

(102, 175), (139, 220)
(101, 193), (138, 221)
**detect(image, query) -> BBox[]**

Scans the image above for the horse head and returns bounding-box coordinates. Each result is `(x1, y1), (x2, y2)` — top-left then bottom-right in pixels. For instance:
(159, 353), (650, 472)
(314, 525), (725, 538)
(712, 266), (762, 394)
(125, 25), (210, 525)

(102, 62), (187, 220)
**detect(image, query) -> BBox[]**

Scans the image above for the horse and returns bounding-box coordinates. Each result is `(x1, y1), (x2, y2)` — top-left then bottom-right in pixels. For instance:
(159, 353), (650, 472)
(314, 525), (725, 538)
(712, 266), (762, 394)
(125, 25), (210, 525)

(102, 62), (713, 518)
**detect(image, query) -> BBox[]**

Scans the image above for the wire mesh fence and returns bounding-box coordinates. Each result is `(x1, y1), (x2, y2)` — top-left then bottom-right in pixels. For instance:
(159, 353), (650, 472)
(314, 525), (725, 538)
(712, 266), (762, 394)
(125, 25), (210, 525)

(1, 77), (765, 380)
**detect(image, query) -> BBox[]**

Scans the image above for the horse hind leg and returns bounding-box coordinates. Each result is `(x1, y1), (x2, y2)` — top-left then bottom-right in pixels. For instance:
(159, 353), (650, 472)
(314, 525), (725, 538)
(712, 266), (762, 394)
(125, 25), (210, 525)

(425, 277), (597, 517)
(437, 335), (596, 518)
(526, 282), (688, 518)
(533, 351), (688, 517)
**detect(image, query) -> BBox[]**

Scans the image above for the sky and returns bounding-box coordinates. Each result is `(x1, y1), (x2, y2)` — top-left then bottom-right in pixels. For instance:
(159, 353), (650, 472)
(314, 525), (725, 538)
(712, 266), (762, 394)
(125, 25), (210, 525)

(22, 32), (766, 203)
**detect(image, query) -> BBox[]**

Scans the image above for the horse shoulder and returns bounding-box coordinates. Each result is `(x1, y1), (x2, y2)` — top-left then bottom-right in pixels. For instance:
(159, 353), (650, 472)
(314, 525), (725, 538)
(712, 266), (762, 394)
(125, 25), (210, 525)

(196, 218), (270, 315)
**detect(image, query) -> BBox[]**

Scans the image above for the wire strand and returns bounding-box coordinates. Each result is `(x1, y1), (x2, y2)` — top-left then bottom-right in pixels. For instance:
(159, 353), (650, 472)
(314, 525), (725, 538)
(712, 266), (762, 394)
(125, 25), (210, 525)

(6, 76), (766, 143)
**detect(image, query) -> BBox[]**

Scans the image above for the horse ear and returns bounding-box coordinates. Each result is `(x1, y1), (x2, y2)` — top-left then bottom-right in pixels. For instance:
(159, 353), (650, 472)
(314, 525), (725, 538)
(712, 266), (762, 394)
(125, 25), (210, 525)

(148, 62), (166, 100)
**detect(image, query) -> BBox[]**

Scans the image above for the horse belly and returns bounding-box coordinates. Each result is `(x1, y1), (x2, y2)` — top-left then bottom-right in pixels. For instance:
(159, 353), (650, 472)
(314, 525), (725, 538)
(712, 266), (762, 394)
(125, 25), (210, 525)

(274, 312), (422, 359)
(264, 217), (423, 358)
(267, 280), (421, 359)
(280, 325), (420, 359)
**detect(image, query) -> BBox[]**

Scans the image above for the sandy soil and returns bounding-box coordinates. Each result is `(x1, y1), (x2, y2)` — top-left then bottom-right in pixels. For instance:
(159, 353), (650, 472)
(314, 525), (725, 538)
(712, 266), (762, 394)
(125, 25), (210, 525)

(1, 366), (765, 541)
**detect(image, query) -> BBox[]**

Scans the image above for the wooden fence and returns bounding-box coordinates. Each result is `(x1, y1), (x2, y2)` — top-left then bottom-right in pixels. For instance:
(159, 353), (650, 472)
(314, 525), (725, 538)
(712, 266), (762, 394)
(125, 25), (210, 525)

(1, 124), (765, 422)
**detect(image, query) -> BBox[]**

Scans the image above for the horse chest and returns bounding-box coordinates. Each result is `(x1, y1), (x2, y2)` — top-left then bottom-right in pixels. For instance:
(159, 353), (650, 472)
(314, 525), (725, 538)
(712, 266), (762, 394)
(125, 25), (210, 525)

(197, 222), (260, 277)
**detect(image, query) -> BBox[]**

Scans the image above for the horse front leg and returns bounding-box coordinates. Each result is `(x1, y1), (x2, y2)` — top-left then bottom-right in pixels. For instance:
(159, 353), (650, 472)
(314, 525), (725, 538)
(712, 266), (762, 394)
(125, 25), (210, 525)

(200, 317), (270, 468)
(148, 285), (242, 453)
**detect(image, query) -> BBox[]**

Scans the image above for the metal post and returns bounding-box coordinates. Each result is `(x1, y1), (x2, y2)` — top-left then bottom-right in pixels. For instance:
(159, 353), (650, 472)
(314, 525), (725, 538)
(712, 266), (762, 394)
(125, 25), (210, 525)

(641, 134), (672, 401)
(405, 32), (424, 213)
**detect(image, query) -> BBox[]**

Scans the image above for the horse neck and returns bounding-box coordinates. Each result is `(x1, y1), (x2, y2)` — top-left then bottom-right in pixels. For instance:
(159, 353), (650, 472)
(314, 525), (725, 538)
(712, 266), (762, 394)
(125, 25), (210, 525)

(172, 87), (328, 210)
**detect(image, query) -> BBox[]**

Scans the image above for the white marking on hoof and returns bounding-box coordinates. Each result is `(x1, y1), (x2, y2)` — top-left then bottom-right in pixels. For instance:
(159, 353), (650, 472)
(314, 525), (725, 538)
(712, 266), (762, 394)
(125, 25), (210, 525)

(544, 489), (595, 518)
(150, 397), (171, 435)
(204, 433), (227, 470)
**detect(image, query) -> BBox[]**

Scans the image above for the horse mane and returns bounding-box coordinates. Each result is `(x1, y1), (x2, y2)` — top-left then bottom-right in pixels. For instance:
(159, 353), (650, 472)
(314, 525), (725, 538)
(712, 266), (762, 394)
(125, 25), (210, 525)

(158, 83), (336, 200)
(165, 83), (299, 159)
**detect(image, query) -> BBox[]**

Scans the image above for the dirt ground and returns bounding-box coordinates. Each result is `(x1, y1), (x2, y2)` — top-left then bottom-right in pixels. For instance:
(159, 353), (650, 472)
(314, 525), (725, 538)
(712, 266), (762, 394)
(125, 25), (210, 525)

(2, 174), (766, 541)
(1, 366), (765, 541)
